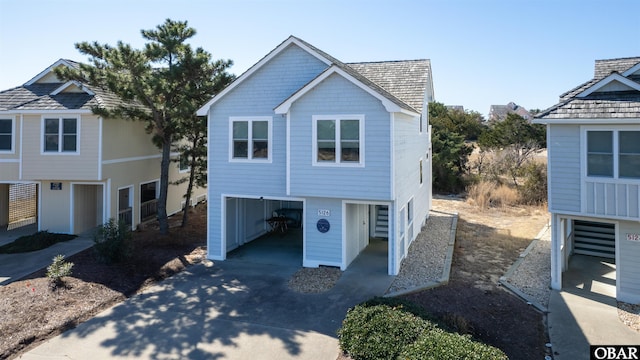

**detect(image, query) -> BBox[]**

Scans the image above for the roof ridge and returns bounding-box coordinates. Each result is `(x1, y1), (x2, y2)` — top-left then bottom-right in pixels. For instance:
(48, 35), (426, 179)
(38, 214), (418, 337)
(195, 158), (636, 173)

(347, 59), (429, 65)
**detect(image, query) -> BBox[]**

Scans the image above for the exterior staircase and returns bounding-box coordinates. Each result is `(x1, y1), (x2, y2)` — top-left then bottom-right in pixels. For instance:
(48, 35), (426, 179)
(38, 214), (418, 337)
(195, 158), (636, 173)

(573, 220), (615, 259)
(374, 205), (389, 238)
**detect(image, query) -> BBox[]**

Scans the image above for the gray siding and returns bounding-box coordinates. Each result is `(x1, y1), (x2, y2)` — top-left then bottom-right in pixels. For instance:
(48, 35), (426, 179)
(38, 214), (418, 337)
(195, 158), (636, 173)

(619, 220), (640, 303)
(548, 125), (581, 212)
(288, 73), (392, 200)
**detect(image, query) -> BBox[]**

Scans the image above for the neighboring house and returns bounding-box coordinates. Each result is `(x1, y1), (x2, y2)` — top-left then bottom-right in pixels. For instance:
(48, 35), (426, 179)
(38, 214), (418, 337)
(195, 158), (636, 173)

(0, 59), (206, 235)
(489, 102), (532, 122)
(197, 36), (434, 275)
(534, 56), (640, 303)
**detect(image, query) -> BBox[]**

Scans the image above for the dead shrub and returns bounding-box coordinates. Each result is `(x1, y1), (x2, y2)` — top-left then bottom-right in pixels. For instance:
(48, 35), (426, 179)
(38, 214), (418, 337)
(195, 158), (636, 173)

(467, 181), (519, 208)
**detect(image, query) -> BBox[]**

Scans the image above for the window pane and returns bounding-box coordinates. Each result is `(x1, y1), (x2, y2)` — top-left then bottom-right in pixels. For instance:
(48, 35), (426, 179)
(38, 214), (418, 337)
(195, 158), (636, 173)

(63, 118), (76, 134)
(587, 131), (612, 153)
(340, 120), (359, 140)
(45, 119), (59, 134)
(317, 141), (335, 161)
(317, 120), (335, 140)
(341, 141), (359, 162)
(179, 156), (189, 171)
(253, 140), (268, 158)
(620, 155), (640, 178)
(45, 135), (59, 151)
(587, 154), (613, 177)
(252, 121), (268, 140)
(233, 121), (248, 139)
(0, 119), (11, 134)
(0, 135), (10, 150)
(620, 131), (640, 154)
(62, 135), (76, 151)
(233, 140), (248, 158)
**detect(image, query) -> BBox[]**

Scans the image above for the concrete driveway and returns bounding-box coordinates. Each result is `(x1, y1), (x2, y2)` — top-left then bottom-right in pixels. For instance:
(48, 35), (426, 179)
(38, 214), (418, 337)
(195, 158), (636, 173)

(18, 242), (394, 360)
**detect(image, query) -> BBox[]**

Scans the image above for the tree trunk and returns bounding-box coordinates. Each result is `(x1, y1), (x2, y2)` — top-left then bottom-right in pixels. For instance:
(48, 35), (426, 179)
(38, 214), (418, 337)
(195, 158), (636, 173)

(181, 157), (196, 228)
(157, 136), (171, 235)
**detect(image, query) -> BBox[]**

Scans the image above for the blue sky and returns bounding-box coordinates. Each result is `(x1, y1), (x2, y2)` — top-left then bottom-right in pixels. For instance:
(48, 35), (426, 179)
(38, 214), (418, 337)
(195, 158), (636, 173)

(1, 0), (639, 117)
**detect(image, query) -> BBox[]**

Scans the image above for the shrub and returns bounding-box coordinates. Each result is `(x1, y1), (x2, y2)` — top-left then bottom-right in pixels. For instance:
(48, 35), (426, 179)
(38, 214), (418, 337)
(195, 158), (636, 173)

(339, 299), (507, 360)
(338, 304), (435, 360)
(0, 231), (77, 254)
(518, 162), (547, 205)
(467, 181), (519, 208)
(46, 254), (74, 288)
(93, 219), (132, 264)
(399, 328), (508, 360)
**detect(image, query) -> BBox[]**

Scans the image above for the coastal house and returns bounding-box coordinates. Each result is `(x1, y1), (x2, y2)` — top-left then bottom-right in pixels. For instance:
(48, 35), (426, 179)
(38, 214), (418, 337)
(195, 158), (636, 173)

(196, 36), (434, 274)
(534, 57), (640, 303)
(0, 59), (206, 235)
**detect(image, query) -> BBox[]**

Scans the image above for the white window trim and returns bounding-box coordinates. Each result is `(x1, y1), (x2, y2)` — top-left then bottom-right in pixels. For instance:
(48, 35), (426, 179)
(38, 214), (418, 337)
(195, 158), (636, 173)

(419, 157), (424, 187)
(228, 116), (272, 163)
(0, 116), (15, 154)
(581, 125), (640, 183)
(178, 155), (190, 173)
(312, 114), (365, 167)
(40, 115), (80, 155)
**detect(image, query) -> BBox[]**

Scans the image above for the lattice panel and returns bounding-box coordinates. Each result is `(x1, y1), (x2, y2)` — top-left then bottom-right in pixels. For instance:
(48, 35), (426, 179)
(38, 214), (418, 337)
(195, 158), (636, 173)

(8, 183), (37, 230)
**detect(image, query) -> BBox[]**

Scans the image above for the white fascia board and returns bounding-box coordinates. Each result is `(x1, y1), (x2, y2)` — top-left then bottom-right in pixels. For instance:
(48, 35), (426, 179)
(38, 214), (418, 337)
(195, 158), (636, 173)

(50, 81), (95, 96)
(533, 118), (640, 125)
(24, 59), (74, 86)
(274, 66), (406, 115)
(577, 73), (640, 97)
(196, 36), (333, 116)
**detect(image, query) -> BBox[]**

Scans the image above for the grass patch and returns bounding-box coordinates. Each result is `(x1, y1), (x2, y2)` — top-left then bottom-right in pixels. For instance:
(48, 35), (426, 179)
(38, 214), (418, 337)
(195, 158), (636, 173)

(0, 231), (77, 254)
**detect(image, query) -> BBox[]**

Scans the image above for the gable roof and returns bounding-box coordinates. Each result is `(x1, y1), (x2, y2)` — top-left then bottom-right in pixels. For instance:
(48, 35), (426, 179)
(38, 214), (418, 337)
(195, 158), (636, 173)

(196, 36), (431, 116)
(0, 59), (128, 113)
(535, 57), (640, 122)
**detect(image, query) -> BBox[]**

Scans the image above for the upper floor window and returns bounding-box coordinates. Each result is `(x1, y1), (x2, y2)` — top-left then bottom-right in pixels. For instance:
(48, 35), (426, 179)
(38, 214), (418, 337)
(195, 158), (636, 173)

(313, 115), (364, 166)
(0, 118), (13, 152)
(43, 117), (78, 153)
(587, 130), (640, 179)
(179, 155), (189, 172)
(230, 117), (271, 162)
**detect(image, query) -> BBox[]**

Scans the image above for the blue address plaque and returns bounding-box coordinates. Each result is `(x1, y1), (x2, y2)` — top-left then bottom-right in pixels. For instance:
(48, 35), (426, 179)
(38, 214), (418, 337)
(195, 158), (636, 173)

(316, 218), (330, 233)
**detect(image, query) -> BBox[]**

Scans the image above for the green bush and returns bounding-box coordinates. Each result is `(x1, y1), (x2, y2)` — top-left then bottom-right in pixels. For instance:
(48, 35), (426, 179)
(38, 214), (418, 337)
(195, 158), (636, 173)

(338, 299), (507, 360)
(0, 231), (76, 254)
(399, 328), (507, 360)
(518, 162), (547, 205)
(93, 219), (132, 264)
(46, 254), (74, 288)
(338, 304), (435, 360)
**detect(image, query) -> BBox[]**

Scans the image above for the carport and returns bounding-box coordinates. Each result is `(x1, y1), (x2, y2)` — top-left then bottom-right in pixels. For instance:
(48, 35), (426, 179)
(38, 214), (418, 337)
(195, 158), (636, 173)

(224, 196), (304, 266)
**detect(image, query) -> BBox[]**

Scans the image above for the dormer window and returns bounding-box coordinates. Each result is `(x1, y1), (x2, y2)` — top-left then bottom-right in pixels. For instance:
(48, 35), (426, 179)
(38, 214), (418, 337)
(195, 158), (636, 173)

(42, 117), (78, 153)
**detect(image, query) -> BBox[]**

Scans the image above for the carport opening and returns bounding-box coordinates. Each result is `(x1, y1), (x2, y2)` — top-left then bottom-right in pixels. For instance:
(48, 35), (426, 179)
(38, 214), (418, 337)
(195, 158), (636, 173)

(1, 183), (38, 231)
(225, 197), (303, 267)
(564, 220), (616, 298)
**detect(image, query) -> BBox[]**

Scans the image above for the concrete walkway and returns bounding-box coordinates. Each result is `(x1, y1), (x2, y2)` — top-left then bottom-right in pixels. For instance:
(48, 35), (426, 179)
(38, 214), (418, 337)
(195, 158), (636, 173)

(0, 227), (94, 285)
(17, 239), (395, 360)
(547, 255), (640, 359)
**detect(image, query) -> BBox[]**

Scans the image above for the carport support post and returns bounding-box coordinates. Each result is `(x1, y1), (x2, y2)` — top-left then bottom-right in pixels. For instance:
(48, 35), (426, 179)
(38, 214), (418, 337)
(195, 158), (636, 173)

(550, 214), (562, 290)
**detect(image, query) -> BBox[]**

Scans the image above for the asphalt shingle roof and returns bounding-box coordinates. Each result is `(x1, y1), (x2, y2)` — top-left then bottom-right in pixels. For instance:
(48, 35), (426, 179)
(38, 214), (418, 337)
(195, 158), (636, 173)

(537, 57), (640, 120)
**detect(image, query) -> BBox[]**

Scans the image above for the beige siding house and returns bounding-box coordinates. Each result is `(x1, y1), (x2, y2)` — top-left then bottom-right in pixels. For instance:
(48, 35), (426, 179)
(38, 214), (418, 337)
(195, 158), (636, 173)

(0, 59), (206, 235)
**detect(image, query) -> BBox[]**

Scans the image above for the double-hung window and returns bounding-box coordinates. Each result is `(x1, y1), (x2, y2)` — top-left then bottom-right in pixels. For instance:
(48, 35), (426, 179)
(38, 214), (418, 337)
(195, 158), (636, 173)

(586, 129), (640, 179)
(230, 117), (271, 161)
(0, 118), (13, 152)
(43, 117), (78, 153)
(313, 115), (364, 166)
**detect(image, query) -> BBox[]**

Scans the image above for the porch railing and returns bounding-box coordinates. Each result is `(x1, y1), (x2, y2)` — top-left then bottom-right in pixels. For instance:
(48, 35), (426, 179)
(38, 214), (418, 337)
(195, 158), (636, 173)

(140, 199), (158, 222)
(118, 207), (133, 226)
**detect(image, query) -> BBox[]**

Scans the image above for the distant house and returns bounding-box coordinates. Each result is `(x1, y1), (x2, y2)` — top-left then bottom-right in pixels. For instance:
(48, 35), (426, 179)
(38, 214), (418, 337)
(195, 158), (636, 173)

(534, 56), (640, 303)
(197, 36), (434, 274)
(489, 102), (532, 122)
(446, 105), (465, 113)
(0, 60), (206, 235)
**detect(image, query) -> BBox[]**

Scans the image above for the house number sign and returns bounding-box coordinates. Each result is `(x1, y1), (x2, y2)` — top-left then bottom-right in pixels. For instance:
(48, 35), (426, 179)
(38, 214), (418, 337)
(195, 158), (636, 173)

(627, 233), (640, 242)
(317, 209), (331, 217)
